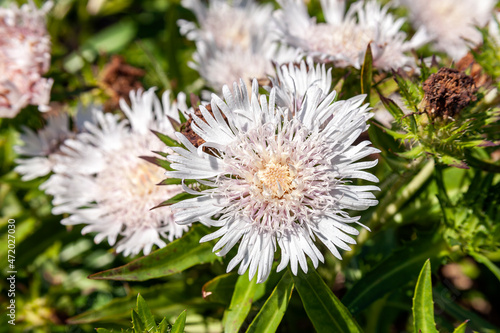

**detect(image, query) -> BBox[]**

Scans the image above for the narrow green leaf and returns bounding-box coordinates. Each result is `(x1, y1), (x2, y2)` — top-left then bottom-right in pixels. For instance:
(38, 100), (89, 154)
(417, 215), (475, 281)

(139, 155), (173, 171)
(452, 320), (469, 333)
(89, 225), (218, 281)
(294, 266), (362, 333)
(151, 129), (182, 147)
(396, 146), (424, 159)
(343, 236), (446, 314)
(412, 259), (438, 333)
(202, 272), (239, 305)
(361, 43), (373, 102)
(158, 318), (169, 333)
(372, 121), (412, 140)
(95, 329), (112, 333)
(136, 294), (156, 332)
(171, 310), (187, 333)
(469, 252), (500, 282)
(377, 92), (404, 120)
(246, 271), (294, 333)
(158, 178), (198, 186)
(131, 309), (145, 333)
(223, 273), (258, 333)
(151, 192), (197, 209)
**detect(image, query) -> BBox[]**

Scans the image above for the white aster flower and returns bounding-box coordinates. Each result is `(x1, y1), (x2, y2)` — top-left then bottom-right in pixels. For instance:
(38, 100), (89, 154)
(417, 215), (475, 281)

(179, 0), (301, 92)
(193, 38), (301, 93)
(178, 0), (273, 50)
(42, 89), (190, 257)
(14, 106), (94, 181)
(269, 60), (333, 111)
(400, 0), (496, 60)
(274, 0), (428, 70)
(166, 80), (379, 282)
(0, 1), (53, 118)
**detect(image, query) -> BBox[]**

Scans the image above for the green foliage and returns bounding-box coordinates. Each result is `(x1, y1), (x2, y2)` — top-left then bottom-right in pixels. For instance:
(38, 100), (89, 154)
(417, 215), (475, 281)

(412, 260), (438, 333)
(294, 266), (362, 333)
(3, 1), (500, 332)
(95, 294), (187, 333)
(89, 225), (219, 281)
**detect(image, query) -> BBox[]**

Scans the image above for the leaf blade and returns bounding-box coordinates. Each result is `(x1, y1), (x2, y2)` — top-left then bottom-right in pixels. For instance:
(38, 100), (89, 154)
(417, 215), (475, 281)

(171, 310), (187, 333)
(412, 259), (438, 333)
(89, 225), (218, 281)
(223, 273), (258, 333)
(246, 271), (294, 333)
(294, 266), (362, 333)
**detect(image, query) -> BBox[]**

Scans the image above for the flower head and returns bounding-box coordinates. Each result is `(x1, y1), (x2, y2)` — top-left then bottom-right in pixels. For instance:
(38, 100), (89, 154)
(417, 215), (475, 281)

(0, 1), (53, 117)
(42, 89), (189, 256)
(14, 105), (94, 181)
(274, 0), (428, 70)
(166, 79), (379, 282)
(179, 0), (301, 91)
(401, 0), (496, 60)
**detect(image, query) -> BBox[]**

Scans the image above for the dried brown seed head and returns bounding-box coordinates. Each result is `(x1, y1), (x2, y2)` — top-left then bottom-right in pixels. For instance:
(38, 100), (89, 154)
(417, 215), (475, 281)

(422, 67), (477, 120)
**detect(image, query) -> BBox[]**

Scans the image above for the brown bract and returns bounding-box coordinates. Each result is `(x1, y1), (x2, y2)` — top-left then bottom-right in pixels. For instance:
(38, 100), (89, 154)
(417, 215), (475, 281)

(100, 55), (145, 111)
(423, 67), (477, 119)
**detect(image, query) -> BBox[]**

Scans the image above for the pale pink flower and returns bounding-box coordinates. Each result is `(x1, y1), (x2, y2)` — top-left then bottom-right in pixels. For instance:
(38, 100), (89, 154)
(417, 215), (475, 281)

(274, 0), (428, 70)
(43, 89), (189, 257)
(166, 79), (379, 282)
(400, 0), (496, 60)
(178, 0), (301, 91)
(0, 1), (53, 118)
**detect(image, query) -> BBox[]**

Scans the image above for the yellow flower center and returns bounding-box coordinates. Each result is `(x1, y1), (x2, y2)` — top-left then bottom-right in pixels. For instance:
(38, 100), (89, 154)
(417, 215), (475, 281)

(256, 161), (295, 198)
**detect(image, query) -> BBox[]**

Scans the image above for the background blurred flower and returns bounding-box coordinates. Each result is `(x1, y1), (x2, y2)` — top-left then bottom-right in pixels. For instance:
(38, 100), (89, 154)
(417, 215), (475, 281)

(0, 1), (53, 118)
(400, 0), (496, 60)
(166, 80), (379, 282)
(274, 0), (428, 70)
(178, 0), (301, 91)
(14, 105), (94, 181)
(42, 89), (190, 256)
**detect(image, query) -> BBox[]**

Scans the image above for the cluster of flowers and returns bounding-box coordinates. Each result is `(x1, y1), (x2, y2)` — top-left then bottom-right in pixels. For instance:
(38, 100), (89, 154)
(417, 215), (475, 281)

(0, 1), (53, 118)
(9, 0), (499, 281)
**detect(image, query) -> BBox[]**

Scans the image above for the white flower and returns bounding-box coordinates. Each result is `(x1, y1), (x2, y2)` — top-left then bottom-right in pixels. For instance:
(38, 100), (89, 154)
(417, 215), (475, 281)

(400, 0), (496, 60)
(179, 0), (301, 91)
(192, 38), (301, 93)
(0, 1), (53, 118)
(166, 80), (379, 282)
(14, 105), (94, 181)
(269, 60), (333, 111)
(274, 0), (428, 70)
(42, 89), (190, 257)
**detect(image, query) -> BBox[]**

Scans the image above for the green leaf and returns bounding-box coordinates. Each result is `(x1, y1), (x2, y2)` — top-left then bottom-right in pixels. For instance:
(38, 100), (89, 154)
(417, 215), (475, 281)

(202, 272), (239, 305)
(343, 236), (447, 314)
(151, 129), (182, 147)
(452, 320), (469, 333)
(89, 225), (218, 281)
(246, 271), (294, 333)
(469, 251), (500, 283)
(136, 294), (156, 332)
(361, 43), (373, 103)
(158, 178), (198, 186)
(139, 155), (174, 171)
(412, 259), (438, 333)
(152, 192), (197, 209)
(377, 92), (405, 120)
(158, 318), (169, 333)
(96, 329), (113, 333)
(67, 282), (202, 325)
(171, 310), (187, 333)
(294, 266), (362, 333)
(131, 309), (145, 333)
(223, 272), (258, 333)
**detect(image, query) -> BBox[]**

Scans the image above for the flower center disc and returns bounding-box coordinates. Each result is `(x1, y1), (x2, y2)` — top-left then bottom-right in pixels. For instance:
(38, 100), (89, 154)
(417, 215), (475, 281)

(256, 161), (294, 198)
